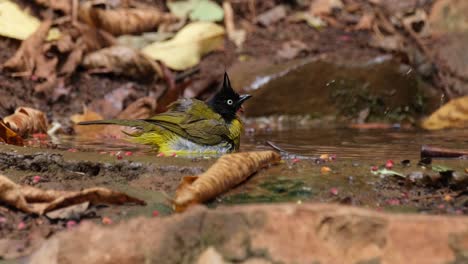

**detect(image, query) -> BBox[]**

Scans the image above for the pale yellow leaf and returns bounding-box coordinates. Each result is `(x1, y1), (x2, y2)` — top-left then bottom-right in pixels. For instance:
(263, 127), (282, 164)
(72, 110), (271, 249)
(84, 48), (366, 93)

(422, 96), (468, 130)
(0, 0), (41, 40)
(141, 22), (224, 70)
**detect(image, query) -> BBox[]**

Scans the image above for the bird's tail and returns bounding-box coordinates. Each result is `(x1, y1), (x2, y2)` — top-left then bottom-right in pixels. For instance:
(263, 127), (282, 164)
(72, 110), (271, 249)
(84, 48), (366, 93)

(78, 119), (148, 128)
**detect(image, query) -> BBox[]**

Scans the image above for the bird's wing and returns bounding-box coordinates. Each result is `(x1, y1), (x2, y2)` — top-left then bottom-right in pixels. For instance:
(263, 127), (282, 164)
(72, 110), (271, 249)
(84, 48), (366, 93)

(143, 99), (231, 145)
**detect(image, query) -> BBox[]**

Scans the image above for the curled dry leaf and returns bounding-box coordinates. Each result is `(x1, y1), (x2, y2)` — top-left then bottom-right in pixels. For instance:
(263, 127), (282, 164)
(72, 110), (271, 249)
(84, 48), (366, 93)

(223, 1), (246, 48)
(35, 0), (71, 14)
(3, 19), (52, 76)
(79, 2), (177, 36)
(142, 22), (225, 70)
(117, 97), (157, 119)
(3, 107), (48, 137)
(309, 0), (344, 16)
(173, 151), (281, 212)
(422, 95), (468, 130)
(82, 46), (161, 79)
(0, 175), (145, 215)
(0, 0), (41, 40)
(0, 121), (23, 146)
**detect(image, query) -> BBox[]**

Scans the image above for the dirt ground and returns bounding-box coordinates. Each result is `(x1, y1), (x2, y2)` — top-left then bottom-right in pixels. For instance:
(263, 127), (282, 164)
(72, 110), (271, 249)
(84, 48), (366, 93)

(0, 0), (467, 261)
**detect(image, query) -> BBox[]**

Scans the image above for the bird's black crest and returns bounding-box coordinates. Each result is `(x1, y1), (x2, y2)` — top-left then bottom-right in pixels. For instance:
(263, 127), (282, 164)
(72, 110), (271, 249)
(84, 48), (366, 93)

(208, 72), (251, 122)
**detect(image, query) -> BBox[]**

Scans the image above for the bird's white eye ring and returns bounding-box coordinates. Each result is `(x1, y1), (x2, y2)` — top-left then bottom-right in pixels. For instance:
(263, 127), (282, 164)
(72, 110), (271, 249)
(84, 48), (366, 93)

(227, 99), (233, 105)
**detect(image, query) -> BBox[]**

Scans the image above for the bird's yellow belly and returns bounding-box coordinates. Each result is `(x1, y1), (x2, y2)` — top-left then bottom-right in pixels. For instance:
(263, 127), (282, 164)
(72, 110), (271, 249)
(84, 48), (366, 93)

(129, 131), (233, 155)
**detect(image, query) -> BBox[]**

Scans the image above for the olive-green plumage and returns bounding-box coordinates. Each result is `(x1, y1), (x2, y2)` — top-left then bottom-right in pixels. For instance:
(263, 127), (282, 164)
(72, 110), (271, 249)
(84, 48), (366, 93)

(79, 73), (251, 154)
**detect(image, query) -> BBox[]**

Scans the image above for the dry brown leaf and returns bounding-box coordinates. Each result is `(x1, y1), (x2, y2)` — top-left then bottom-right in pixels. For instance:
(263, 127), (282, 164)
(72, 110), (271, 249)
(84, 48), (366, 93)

(422, 95), (468, 130)
(82, 46), (161, 79)
(309, 0), (343, 16)
(3, 19), (52, 76)
(0, 175), (145, 215)
(223, 1), (246, 48)
(117, 97), (157, 119)
(173, 151), (281, 212)
(79, 3), (177, 36)
(3, 107), (48, 137)
(355, 12), (375, 30)
(35, 0), (71, 14)
(70, 106), (128, 138)
(70, 107), (105, 136)
(0, 121), (23, 146)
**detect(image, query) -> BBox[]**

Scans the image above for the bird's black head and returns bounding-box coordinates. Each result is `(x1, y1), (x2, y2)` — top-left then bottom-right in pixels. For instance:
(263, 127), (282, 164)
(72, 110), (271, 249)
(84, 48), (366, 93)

(208, 72), (252, 122)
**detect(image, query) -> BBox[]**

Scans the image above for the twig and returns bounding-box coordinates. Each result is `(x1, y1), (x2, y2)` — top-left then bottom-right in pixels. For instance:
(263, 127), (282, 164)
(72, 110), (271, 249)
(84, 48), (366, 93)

(265, 141), (319, 161)
(421, 145), (468, 159)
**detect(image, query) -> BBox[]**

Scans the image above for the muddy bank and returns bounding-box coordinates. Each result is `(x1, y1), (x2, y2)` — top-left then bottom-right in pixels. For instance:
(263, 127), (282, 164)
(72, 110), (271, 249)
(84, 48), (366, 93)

(29, 203), (468, 264)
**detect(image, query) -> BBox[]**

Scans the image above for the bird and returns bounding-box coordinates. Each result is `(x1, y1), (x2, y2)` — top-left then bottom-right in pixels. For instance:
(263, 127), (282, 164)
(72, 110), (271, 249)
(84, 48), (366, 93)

(78, 72), (252, 155)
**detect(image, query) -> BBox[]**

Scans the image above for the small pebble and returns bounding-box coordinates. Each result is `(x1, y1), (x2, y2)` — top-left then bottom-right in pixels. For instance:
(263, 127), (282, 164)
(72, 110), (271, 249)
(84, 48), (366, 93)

(385, 160), (394, 169)
(319, 154), (329, 160)
(17, 221), (26, 230)
(329, 187), (339, 195)
(102, 217), (113, 225)
(386, 199), (400, 206)
(33, 175), (41, 184)
(321, 166), (331, 174)
(444, 195), (453, 202)
(401, 159), (411, 166)
(66, 220), (77, 229)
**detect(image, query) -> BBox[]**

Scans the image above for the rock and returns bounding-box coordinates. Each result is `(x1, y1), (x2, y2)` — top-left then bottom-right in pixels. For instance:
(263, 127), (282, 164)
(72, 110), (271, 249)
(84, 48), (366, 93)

(30, 204), (468, 263)
(241, 54), (438, 121)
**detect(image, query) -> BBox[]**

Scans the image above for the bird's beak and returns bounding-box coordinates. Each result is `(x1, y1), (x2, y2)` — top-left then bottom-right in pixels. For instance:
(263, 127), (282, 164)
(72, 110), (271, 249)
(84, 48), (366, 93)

(238, 94), (252, 106)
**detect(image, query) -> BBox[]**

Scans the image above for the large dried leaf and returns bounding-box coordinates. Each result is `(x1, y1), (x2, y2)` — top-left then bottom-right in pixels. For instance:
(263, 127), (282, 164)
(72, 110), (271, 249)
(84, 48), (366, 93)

(3, 107), (48, 137)
(82, 46), (161, 79)
(79, 3), (176, 36)
(0, 0), (41, 40)
(309, 0), (343, 16)
(422, 96), (468, 130)
(173, 151), (281, 212)
(35, 0), (71, 14)
(142, 22), (224, 70)
(0, 175), (145, 215)
(167, 0), (224, 22)
(0, 121), (23, 146)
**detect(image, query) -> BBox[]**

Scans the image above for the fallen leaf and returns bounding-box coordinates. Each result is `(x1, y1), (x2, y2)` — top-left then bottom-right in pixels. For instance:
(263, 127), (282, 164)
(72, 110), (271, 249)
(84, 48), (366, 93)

(0, 121), (23, 146)
(355, 12), (375, 30)
(422, 96), (468, 130)
(256, 5), (287, 27)
(189, 0), (224, 22)
(372, 168), (405, 178)
(173, 151), (281, 212)
(223, 1), (246, 47)
(321, 166), (331, 174)
(3, 19), (52, 76)
(3, 107), (48, 137)
(0, 175), (145, 215)
(142, 22), (225, 70)
(35, 0), (71, 14)
(309, 0), (343, 16)
(45, 202), (90, 220)
(168, 0), (224, 22)
(117, 32), (175, 50)
(70, 107), (105, 137)
(288, 12), (327, 29)
(0, 0), (41, 40)
(117, 97), (157, 119)
(82, 46), (162, 79)
(79, 2), (176, 36)
(277, 40), (308, 60)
